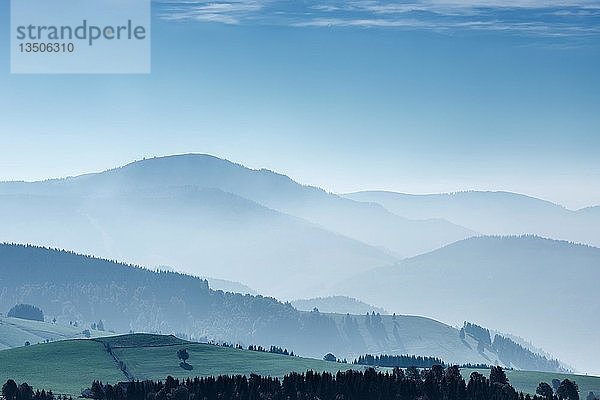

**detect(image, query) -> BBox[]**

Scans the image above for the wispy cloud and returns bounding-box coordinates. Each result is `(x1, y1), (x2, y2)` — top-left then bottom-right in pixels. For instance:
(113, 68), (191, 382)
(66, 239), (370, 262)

(158, 0), (265, 24)
(155, 0), (600, 39)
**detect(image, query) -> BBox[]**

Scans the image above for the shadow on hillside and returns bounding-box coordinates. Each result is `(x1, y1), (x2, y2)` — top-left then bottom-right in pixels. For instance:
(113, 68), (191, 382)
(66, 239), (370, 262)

(180, 362), (193, 370)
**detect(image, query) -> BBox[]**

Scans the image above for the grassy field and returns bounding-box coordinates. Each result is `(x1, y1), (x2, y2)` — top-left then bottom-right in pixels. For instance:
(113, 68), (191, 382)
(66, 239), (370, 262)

(0, 334), (357, 396)
(0, 316), (107, 350)
(112, 338), (355, 381)
(461, 369), (600, 397)
(1, 333), (598, 398)
(0, 339), (124, 396)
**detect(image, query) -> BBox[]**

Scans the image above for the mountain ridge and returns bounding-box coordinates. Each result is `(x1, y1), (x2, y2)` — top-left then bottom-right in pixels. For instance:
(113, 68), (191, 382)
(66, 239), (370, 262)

(0, 185), (396, 298)
(344, 190), (600, 248)
(335, 235), (600, 375)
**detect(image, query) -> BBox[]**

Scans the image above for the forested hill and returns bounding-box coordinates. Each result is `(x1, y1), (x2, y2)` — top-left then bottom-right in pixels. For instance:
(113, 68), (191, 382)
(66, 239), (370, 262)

(0, 243), (544, 368)
(0, 243), (208, 291)
(0, 243), (316, 352)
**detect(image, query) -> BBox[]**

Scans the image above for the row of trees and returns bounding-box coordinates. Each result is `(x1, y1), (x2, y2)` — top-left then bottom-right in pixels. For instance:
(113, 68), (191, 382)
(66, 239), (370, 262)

(353, 353), (445, 368)
(3, 366), (585, 400)
(81, 366), (581, 400)
(458, 363), (493, 369)
(201, 341), (298, 357)
(247, 345), (296, 357)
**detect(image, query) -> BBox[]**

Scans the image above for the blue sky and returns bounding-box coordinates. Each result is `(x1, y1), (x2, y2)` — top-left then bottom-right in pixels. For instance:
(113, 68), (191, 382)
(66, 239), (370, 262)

(0, 0), (599, 208)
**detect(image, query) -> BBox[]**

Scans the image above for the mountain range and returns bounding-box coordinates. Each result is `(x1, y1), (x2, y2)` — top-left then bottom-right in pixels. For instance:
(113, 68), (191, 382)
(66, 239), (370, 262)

(0, 154), (597, 374)
(345, 190), (600, 248)
(0, 185), (394, 299)
(0, 154), (476, 298)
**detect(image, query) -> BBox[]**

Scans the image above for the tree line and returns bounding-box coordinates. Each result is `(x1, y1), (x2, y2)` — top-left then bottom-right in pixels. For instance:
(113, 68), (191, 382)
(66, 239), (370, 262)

(247, 345), (296, 357)
(76, 366), (582, 400)
(353, 353), (445, 368)
(3, 365), (585, 400)
(200, 341), (298, 357)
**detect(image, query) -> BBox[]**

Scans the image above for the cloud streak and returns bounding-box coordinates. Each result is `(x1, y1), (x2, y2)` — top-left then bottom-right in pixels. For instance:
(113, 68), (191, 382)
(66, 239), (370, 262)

(158, 1), (265, 24)
(156, 0), (600, 39)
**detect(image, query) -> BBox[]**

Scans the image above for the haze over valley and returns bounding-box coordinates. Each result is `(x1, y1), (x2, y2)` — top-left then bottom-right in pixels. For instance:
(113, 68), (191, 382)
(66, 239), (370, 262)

(0, 154), (598, 376)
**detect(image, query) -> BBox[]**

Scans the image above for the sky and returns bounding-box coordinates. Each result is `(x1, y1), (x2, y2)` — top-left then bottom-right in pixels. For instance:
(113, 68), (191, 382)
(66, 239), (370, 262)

(0, 0), (599, 209)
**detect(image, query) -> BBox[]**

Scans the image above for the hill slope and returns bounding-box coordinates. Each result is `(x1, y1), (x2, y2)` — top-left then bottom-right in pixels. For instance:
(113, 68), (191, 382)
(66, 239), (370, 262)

(0, 316), (107, 349)
(0, 334), (356, 396)
(0, 244), (523, 367)
(335, 236), (600, 375)
(345, 191), (600, 248)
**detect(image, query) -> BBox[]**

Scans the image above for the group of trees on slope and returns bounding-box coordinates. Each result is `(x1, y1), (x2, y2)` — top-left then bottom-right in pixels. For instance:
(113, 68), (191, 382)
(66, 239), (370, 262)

(492, 335), (563, 373)
(6, 304), (44, 322)
(461, 322), (564, 372)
